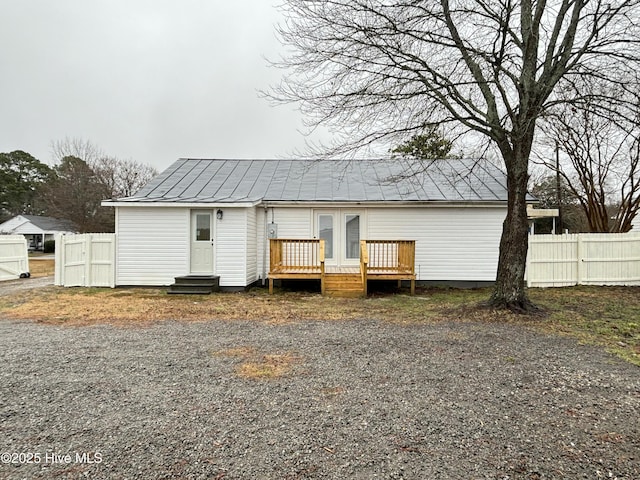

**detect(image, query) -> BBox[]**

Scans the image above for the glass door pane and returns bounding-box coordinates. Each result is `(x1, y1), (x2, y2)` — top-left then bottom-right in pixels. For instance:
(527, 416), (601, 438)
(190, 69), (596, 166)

(195, 213), (211, 241)
(345, 214), (360, 259)
(318, 214), (334, 259)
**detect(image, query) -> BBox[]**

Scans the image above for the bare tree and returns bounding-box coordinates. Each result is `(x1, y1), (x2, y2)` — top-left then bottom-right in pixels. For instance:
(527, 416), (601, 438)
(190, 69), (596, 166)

(540, 92), (640, 232)
(46, 138), (157, 231)
(92, 157), (157, 199)
(51, 137), (105, 166)
(268, 0), (640, 311)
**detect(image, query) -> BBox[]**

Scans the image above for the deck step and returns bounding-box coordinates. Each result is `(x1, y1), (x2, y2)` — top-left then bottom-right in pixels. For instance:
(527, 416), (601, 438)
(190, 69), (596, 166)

(324, 273), (365, 297)
(168, 275), (220, 295)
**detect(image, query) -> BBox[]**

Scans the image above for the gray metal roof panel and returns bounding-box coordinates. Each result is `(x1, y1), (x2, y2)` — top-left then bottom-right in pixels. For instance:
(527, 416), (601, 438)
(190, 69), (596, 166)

(117, 158), (513, 204)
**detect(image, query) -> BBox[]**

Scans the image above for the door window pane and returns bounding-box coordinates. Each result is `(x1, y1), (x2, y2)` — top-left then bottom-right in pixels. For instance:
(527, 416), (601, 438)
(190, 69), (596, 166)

(319, 214), (334, 259)
(345, 214), (360, 259)
(196, 214), (211, 241)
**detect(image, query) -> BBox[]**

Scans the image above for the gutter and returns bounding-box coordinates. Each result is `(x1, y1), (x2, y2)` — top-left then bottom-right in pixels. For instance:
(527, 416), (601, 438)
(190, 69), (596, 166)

(101, 201), (261, 208)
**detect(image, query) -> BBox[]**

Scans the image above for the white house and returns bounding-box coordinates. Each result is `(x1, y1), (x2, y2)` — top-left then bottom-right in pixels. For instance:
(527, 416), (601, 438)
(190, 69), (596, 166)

(0, 215), (77, 250)
(103, 158), (514, 290)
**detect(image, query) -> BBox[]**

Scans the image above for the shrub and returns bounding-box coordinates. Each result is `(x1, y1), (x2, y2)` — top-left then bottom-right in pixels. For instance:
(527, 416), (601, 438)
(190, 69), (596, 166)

(43, 240), (55, 253)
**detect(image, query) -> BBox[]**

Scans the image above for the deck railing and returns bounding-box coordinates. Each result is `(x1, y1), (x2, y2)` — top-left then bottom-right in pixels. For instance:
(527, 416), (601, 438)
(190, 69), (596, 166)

(269, 238), (414, 295)
(269, 238), (325, 273)
(364, 240), (415, 274)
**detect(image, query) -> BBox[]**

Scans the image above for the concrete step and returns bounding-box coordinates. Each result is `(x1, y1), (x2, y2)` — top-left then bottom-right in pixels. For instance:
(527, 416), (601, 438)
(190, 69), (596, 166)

(173, 275), (220, 286)
(168, 275), (220, 294)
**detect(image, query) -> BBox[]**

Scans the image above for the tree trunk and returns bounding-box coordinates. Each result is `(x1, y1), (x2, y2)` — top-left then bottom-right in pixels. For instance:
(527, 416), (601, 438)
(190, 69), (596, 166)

(489, 148), (537, 312)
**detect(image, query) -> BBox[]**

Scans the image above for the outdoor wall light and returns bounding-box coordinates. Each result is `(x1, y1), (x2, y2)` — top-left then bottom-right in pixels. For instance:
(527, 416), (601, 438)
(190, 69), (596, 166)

(216, 209), (223, 220)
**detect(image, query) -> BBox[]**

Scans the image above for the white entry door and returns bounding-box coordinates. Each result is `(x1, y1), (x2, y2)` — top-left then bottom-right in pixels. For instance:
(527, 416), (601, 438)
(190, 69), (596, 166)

(315, 210), (363, 266)
(190, 210), (214, 274)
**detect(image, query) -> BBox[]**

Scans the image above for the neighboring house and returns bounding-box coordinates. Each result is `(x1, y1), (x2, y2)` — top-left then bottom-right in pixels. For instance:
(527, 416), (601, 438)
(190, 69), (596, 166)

(103, 158), (516, 289)
(632, 214), (640, 232)
(0, 215), (77, 250)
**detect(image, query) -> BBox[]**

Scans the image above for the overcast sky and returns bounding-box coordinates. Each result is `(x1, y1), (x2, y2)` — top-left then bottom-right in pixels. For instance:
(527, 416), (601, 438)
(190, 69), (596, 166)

(0, 1), (325, 171)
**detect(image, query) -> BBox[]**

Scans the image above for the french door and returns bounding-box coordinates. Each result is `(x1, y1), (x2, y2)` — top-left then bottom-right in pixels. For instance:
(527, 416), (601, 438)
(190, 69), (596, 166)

(315, 210), (363, 266)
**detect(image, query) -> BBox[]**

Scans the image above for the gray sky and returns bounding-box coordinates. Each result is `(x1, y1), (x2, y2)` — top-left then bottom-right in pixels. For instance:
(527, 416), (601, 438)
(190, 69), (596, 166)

(0, 1), (322, 171)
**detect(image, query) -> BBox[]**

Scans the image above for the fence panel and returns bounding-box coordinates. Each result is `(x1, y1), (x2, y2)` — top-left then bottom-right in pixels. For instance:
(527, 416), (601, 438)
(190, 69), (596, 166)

(580, 233), (640, 285)
(55, 234), (115, 287)
(527, 233), (640, 287)
(0, 235), (29, 281)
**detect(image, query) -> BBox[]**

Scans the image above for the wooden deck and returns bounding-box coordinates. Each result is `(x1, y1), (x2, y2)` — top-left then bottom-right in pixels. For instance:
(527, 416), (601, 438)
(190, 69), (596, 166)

(269, 239), (416, 297)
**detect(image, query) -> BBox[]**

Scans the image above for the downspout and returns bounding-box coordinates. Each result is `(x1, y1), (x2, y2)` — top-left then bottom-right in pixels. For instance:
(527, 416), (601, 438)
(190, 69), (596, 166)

(262, 202), (268, 285)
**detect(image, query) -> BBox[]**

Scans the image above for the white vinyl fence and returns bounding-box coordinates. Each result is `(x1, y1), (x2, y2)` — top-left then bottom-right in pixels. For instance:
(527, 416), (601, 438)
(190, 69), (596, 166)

(55, 234), (115, 287)
(0, 235), (29, 281)
(52, 232), (640, 289)
(527, 233), (640, 287)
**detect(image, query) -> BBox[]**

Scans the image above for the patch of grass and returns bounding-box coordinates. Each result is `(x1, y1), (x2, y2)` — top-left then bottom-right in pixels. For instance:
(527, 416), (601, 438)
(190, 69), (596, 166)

(214, 346), (300, 380)
(0, 284), (638, 365)
(237, 354), (300, 380)
(528, 286), (640, 366)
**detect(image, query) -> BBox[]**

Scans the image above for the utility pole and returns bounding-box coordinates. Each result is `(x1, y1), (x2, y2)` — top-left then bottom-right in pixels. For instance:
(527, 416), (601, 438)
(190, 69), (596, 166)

(555, 141), (564, 234)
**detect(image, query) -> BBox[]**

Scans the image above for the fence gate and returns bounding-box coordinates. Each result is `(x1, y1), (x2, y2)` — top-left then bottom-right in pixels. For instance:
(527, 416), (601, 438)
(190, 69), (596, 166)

(55, 234), (115, 287)
(0, 235), (29, 281)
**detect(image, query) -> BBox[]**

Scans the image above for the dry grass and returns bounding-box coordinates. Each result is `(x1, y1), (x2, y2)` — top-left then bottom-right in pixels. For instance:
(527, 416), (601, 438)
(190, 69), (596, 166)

(214, 346), (300, 380)
(28, 258), (55, 278)
(0, 287), (432, 326)
(0, 284), (638, 365)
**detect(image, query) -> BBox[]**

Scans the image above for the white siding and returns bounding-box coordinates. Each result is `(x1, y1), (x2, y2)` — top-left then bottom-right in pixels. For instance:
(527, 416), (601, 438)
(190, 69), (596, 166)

(257, 207), (266, 283)
(116, 204), (505, 286)
(262, 205), (505, 282)
(258, 207), (313, 282)
(116, 207), (189, 286)
(246, 207), (258, 285)
(366, 206), (504, 281)
(215, 208), (247, 287)
(270, 207), (312, 238)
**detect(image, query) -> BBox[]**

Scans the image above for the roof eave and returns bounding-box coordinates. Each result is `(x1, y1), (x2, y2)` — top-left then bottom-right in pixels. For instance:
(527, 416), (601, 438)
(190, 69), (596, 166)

(261, 200), (509, 207)
(103, 200), (262, 208)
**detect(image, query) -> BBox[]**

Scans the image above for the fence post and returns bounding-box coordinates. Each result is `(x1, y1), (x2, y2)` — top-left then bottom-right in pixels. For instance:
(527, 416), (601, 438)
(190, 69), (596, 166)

(109, 234), (116, 288)
(84, 234), (92, 287)
(526, 235), (532, 288)
(576, 235), (583, 285)
(55, 234), (63, 286)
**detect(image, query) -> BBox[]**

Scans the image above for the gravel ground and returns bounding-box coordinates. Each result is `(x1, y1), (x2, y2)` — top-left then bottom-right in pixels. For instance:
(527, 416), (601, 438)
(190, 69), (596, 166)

(0, 276), (54, 296)
(0, 318), (638, 480)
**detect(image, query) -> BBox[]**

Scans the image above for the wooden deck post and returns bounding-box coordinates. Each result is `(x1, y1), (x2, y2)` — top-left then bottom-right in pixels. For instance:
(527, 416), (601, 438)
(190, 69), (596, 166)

(319, 239), (326, 295)
(360, 240), (368, 297)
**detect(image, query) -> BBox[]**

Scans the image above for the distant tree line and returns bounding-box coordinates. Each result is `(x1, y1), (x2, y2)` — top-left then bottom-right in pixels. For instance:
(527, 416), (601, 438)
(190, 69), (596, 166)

(0, 138), (157, 232)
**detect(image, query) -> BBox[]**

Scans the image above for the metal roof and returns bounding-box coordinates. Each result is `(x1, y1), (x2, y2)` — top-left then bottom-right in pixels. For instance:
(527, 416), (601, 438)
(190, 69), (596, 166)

(113, 158), (511, 204)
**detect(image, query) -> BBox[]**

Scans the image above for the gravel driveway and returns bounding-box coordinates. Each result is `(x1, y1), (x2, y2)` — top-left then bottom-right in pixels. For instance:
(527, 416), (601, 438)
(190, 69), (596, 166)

(0, 318), (638, 479)
(0, 276), (54, 296)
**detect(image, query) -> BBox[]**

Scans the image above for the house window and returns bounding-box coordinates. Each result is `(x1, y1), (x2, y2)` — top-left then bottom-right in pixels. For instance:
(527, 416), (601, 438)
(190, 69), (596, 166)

(345, 214), (360, 259)
(318, 214), (334, 259)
